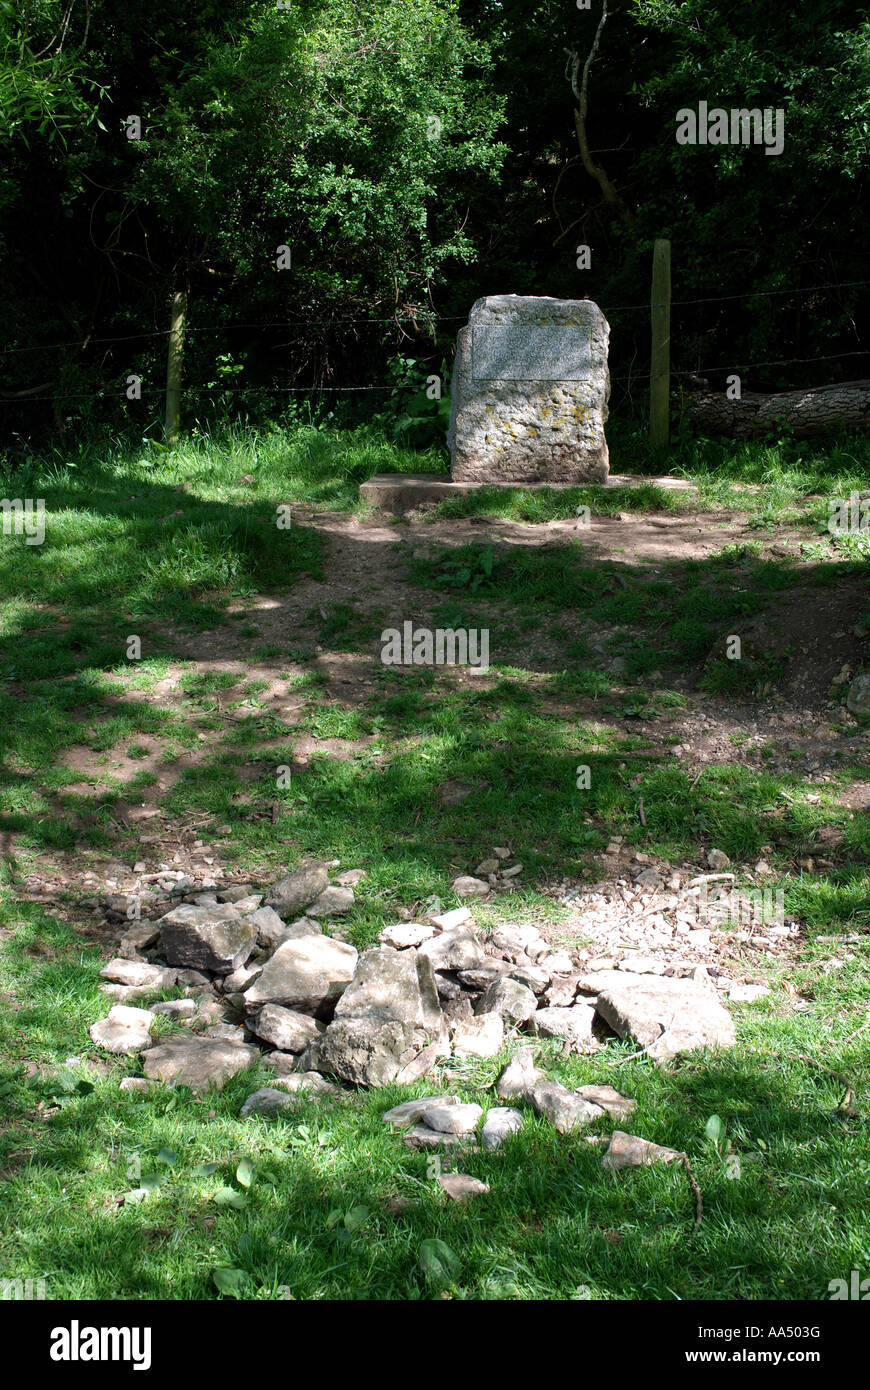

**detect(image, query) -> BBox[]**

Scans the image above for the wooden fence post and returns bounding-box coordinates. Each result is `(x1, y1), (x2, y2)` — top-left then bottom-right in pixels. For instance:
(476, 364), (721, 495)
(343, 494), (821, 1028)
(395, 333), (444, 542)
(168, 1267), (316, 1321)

(165, 289), (187, 445)
(650, 238), (671, 450)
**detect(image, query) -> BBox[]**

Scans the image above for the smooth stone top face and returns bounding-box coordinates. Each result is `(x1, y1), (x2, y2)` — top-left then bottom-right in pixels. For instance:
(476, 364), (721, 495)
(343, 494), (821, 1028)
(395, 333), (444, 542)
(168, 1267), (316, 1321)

(594, 974), (737, 1059)
(142, 1036), (259, 1093)
(448, 295), (610, 485)
(243, 935), (358, 1013)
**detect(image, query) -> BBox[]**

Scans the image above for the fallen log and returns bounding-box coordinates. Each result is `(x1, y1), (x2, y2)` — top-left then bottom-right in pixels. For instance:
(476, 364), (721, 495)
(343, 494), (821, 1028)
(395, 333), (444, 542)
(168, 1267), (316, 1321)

(686, 379), (870, 438)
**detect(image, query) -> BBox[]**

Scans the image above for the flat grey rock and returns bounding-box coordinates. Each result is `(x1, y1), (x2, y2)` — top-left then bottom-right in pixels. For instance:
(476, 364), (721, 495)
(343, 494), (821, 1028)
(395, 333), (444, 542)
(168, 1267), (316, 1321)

(601, 1131), (681, 1170)
(318, 1015), (418, 1088)
(481, 1106), (525, 1150)
(264, 865), (329, 919)
(142, 1036), (259, 1092)
(334, 946), (442, 1031)
(474, 976), (537, 1026)
(99, 958), (176, 989)
(529, 1081), (605, 1133)
(243, 935), (358, 1012)
(159, 903), (256, 975)
(530, 1004), (596, 1048)
(495, 1047), (545, 1101)
(250, 1003), (324, 1052)
(419, 927), (485, 972)
(90, 1005), (154, 1054)
(421, 1102), (482, 1135)
(450, 1013), (504, 1058)
(595, 974), (736, 1059)
(307, 885), (354, 917)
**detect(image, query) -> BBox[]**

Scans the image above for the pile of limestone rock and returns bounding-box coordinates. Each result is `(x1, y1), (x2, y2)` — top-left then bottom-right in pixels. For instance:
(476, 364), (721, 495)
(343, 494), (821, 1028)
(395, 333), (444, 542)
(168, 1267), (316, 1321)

(88, 859), (737, 1111)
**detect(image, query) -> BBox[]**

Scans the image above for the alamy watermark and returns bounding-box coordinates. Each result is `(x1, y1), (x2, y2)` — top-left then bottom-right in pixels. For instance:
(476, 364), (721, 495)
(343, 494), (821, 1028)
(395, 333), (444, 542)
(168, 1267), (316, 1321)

(828, 1269), (870, 1299)
(380, 621), (489, 671)
(2, 1277), (46, 1300)
(828, 491), (870, 535)
(676, 102), (784, 157)
(693, 880), (785, 930)
(1, 498), (45, 545)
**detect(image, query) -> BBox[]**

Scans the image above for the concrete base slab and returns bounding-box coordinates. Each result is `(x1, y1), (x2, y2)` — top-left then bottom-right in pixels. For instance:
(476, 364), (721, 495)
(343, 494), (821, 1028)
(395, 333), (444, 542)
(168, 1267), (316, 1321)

(359, 472), (696, 512)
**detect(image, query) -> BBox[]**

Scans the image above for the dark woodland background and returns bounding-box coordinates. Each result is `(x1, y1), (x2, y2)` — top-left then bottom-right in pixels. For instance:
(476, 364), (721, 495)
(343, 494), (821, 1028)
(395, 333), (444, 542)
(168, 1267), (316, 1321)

(2, 0), (869, 444)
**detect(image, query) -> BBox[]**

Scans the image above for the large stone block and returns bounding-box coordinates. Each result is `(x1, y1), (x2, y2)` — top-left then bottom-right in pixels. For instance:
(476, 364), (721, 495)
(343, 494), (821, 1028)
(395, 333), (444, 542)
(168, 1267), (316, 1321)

(448, 295), (610, 483)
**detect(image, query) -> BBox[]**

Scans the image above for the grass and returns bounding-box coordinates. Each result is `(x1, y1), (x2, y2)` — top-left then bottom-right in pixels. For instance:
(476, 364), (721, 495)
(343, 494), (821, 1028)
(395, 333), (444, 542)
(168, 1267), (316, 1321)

(0, 417), (868, 1299)
(0, 900), (867, 1300)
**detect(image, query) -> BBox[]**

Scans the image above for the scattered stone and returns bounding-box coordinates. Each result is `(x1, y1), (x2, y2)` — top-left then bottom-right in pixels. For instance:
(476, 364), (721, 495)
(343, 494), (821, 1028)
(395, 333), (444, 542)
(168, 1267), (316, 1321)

(335, 868), (366, 887)
(118, 1077), (155, 1093)
(318, 1016), (418, 1088)
(218, 883), (256, 903)
(451, 875), (490, 899)
(151, 999), (197, 1018)
(707, 849), (731, 871)
(492, 847), (511, 860)
(500, 864), (523, 879)
(457, 963), (508, 991)
(529, 1004), (596, 1048)
(240, 1087), (299, 1117)
(243, 906), (286, 949)
(491, 925), (544, 959)
(846, 671), (870, 716)
(395, 1043), (440, 1084)
(729, 983), (771, 1003)
(118, 923), (160, 957)
(618, 956), (667, 976)
(594, 974), (736, 1059)
(540, 951), (574, 975)
(402, 1125), (473, 1150)
(475, 858), (501, 876)
(250, 1004), (325, 1052)
(474, 976), (538, 1026)
(601, 1131), (681, 1170)
(419, 927), (485, 972)
(271, 1071), (341, 1099)
(223, 962), (262, 993)
(243, 935), (358, 1012)
(437, 1173), (490, 1202)
(276, 916), (323, 942)
(264, 865), (329, 918)
(546, 974), (580, 1007)
(142, 1036), (259, 1092)
(575, 1084), (636, 1121)
(159, 903), (257, 975)
(507, 962), (550, 994)
(495, 1047), (545, 1101)
(307, 885), (354, 917)
(382, 1096), (461, 1129)
(451, 1013), (504, 1058)
(334, 946), (442, 1031)
(99, 958), (176, 989)
(480, 1107), (525, 1150)
(89, 1005), (154, 1055)
(378, 922), (436, 950)
(421, 1102), (483, 1135)
(100, 982), (165, 1004)
(429, 907), (471, 931)
(261, 1051), (302, 1077)
(529, 1081), (605, 1133)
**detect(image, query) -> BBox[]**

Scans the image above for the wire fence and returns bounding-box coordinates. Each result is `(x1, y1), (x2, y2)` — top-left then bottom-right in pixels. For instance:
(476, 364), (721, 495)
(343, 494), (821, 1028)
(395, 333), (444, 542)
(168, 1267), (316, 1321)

(2, 274), (868, 405)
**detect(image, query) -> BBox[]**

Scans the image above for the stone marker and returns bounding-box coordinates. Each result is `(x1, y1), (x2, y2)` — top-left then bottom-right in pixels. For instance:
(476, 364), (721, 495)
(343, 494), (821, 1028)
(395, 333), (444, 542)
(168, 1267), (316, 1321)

(448, 295), (610, 484)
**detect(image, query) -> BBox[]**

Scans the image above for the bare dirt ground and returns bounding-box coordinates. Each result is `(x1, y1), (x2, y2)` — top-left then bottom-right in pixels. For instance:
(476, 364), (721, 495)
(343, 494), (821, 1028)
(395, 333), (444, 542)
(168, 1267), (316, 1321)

(7, 501), (864, 1017)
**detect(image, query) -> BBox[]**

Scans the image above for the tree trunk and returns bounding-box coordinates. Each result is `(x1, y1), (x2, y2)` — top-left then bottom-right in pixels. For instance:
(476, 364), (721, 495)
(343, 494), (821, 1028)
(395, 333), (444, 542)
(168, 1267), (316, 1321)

(686, 380), (870, 438)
